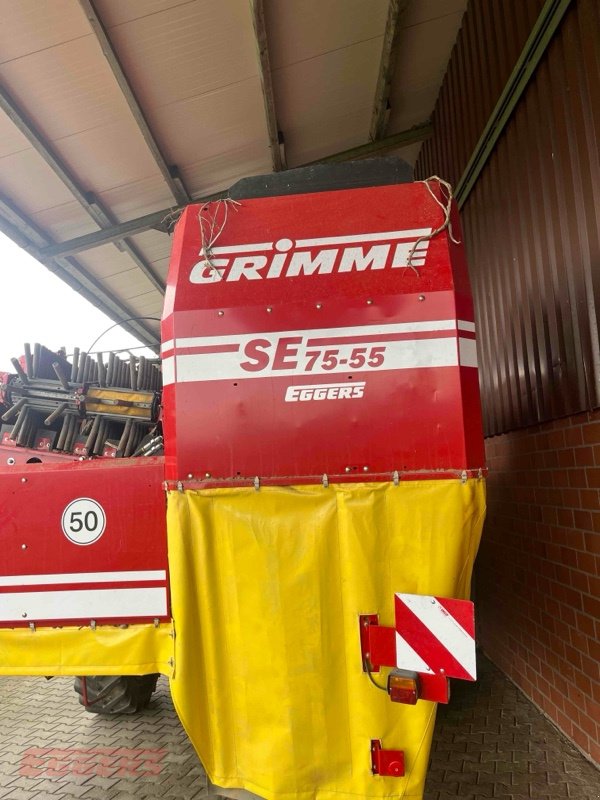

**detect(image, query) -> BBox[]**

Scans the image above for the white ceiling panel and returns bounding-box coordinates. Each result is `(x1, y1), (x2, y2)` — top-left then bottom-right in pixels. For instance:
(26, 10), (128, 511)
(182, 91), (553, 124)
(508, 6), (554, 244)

(102, 272), (156, 301)
(50, 120), (163, 194)
(94, 0), (195, 27)
(0, 113), (32, 159)
(98, 0), (259, 109)
(0, 35), (128, 141)
(29, 202), (97, 243)
(77, 243), (148, 281)
(130, 229), (173, 266)
(387, 4), (467, 135)
(272, 39), (383, 166)
(180, 143), (273, 198)
(0, 0), (467, 347)
(97, 176), (177, 222)
(403, 0), (467, 28)
(0, 0), (90, 65)
(143, 77), (270, 171)
(0, 150), (78, 215)
(265, 0), (388, 69)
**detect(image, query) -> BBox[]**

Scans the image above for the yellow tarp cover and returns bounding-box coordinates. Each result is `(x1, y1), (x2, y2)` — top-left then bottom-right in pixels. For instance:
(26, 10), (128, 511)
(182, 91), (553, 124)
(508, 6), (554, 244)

(0, 623), (174, 677)
(168, 479), (485, 800)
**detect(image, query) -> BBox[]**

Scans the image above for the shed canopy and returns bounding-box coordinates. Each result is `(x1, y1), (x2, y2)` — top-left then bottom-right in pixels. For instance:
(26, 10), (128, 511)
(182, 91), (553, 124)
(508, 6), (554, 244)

(0, 0), (466, 347)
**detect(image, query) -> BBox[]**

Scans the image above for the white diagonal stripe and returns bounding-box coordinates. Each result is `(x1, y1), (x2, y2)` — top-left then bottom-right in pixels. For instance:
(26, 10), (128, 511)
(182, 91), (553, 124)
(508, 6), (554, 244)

(398, 594), (476, 679)
(457, 320), (476, 332)
(459, 337), (478, 367)
(172, 319), (461, 351)
(395, 632), (434, 674)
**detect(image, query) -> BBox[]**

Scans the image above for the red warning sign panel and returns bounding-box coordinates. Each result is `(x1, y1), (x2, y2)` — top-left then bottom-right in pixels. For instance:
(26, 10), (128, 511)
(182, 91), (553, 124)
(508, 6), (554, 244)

(394, 593), (476, 681)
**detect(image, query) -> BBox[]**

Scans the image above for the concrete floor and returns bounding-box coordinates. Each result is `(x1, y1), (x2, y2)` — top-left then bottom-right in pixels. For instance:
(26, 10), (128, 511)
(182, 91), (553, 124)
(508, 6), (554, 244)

(0, 655), (597, 800)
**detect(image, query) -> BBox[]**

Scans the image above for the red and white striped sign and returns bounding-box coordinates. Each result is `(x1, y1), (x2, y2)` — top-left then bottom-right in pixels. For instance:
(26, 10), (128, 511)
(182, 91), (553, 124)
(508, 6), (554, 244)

(394, 593), (476, 681)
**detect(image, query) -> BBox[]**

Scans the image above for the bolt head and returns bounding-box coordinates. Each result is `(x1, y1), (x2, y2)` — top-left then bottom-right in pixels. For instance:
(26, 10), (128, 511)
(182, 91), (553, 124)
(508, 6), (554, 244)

(363, 465), (369, 472)
(187, 473), (193, 479)
(345, 466), (351, 473)
(418, 294), (426, 301)
(316, 303), (322, 309)
(205, 472), (211, 478)
(218, 310), (224, 316)
(266, 307), (273, 313)
(21, 612), (27, 618)
(21, 544), (27, 550)
(21, 477), (27, 483)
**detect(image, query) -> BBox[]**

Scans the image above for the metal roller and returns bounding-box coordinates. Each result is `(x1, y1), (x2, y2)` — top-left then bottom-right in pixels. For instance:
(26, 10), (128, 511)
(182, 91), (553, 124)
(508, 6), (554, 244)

(9, 406), (28, 443)
(24, 343), (33, 377)
(97, 353), (106, 387)
(2, 396), (27, 423)
(138, 356), (147, 390)
(76, 352), (87, 383)
(93, 418), (108, 456)
(71, 347), (80, 382)
(84, 415), (101, 453)
(129, 355), (138, 391)
(82, 355), (91, 384)
(124, 420), (139, 457)
(16, 407), (33, 447)
(106, 352), (115, 386)
(10, 357), (29, 385)
(52, 362), (70, 391)
(56, 415), (71, 451)
(32, 343), (41, 378)
(116, 418), (133, 457)
(44, 402), (69, 426)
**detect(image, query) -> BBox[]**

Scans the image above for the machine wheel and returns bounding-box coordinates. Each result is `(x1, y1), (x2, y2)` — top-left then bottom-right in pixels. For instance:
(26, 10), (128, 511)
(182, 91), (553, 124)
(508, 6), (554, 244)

(74, 674), (159, 714)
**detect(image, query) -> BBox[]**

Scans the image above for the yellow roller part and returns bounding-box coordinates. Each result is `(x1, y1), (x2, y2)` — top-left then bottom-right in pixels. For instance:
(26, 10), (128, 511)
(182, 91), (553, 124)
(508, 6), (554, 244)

(86, 387), (154, 419)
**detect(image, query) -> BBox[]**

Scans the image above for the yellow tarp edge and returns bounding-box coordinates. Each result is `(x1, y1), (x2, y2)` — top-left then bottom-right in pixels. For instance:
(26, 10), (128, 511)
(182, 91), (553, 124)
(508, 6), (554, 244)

(167, 479), (486, 800)
(0, 622), (174, 677)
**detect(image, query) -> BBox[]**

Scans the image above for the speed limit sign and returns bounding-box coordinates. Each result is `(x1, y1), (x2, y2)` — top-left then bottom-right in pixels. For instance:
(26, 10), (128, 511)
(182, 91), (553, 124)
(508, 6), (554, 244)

(61, 498), (106, 545)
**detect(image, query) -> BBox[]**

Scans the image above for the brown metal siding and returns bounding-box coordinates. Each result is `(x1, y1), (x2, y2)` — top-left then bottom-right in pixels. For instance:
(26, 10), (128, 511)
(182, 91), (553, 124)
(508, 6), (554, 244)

(416, 0), (600, 436)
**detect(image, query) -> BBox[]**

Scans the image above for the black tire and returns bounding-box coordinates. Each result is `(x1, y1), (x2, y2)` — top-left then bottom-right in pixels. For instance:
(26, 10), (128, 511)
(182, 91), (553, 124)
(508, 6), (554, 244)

(74, 674), (159, 714)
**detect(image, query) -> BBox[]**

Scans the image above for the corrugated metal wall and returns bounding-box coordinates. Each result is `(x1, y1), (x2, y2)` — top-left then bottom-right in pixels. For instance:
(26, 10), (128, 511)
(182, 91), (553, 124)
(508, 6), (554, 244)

(416, 0), (600, 436)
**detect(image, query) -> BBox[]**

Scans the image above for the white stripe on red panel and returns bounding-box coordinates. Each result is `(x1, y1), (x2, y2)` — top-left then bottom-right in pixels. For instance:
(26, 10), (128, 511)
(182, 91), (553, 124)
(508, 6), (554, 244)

(171, 319), (469, 351)
(0, 570), (166, 587)
(160, 321), (477, 386)
(0, 587), (168, 622)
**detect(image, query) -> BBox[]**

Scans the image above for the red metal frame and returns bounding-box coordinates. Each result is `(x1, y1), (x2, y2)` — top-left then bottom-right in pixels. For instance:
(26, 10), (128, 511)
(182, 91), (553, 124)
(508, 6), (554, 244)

(0, 457), (169, 628)
(360, 615), (450, 704)
(162, 182), (485, 483)
(370, 740), (405, 777)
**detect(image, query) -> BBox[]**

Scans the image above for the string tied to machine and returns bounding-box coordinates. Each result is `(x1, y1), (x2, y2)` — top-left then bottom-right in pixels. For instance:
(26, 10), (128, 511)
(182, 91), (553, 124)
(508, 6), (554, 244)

(407, 175), (461, 275)
(197, 198), (241, 279)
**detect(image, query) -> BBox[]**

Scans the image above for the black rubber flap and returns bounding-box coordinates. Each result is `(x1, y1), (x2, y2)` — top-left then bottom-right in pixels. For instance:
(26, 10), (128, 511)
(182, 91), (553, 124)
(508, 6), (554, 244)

(228, 157), (413, 200)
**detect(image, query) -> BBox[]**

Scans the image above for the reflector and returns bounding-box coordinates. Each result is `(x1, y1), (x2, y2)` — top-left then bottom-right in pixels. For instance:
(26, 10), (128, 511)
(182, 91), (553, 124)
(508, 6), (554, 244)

(387, 669), (420, 704)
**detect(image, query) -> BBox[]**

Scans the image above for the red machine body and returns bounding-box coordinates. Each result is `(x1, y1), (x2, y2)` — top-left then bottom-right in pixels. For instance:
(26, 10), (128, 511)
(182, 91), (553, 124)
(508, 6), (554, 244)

(162, 182), (484, 484)
(0, 457), (168, 627)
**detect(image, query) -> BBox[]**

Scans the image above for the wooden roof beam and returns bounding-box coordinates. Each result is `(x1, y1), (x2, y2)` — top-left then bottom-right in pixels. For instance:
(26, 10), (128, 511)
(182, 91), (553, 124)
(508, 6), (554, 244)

(250, 0), (285, 171)
(370, 0), (411, 142)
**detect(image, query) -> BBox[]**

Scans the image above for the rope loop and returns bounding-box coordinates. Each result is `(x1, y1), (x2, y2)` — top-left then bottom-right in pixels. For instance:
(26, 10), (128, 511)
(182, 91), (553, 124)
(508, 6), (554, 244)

(197, 198), (241, 279)
(407, 176), (461, 274)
